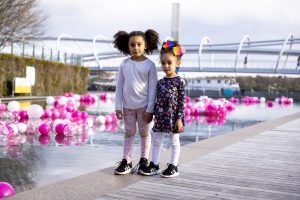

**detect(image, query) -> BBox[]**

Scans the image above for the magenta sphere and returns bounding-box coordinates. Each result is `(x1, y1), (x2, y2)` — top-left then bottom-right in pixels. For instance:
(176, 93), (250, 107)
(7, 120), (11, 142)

(267, 101), (274, 108)
(193, 108), (200, 116)
(19, 110), (29, 120)
(66, 105), (75, 112)
(38, 123), (51, 135)
(81, 111), (89, 120)
(0, 182), (16, 198)
(55, 123), (66, 135)
(71, 111), (81, 119)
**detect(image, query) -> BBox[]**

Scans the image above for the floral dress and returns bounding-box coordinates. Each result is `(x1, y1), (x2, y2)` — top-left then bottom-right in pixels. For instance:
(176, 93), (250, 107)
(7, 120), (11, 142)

(152, 76), (186, 133)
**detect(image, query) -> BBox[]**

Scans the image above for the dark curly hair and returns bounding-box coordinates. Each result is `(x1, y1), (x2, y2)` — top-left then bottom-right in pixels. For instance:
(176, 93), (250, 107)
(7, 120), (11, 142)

(113, 29), (160, 55)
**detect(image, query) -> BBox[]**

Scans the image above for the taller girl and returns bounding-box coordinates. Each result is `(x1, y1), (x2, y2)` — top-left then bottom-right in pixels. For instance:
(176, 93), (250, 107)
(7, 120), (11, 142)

(113, 29), (160, 175)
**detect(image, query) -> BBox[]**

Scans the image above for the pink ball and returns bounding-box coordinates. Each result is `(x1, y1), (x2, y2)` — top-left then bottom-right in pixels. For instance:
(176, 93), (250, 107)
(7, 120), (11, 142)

(0, 182), (16, 198)
(43, 109), (52, 118)
(19, 110), (29, 120)
(267, 101), (274, 108)
(193, 108), (200, 116)
(51, 109), (60, 120)
(63, 125), (74, 136)
(38, 123), (51, 135)
(186, 96), (191, 103)
(184, 108), (191, 115)
(55, 123), (66, 135)
(38, 135), (51, 145)
(66, 105), (75, 112)
(6, 125), (15, 136)
(71, 111), (81, 120)
(110, 112), (118, 123)
(81, 111), (89, 120)
(105, 115), (113, 123)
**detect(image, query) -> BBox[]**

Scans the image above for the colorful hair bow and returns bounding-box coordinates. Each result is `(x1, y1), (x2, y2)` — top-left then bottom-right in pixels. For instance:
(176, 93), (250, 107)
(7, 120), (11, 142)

(162, 40), (175, 49)
(162, 40), (185, 57)
(172, 46), (185, 57)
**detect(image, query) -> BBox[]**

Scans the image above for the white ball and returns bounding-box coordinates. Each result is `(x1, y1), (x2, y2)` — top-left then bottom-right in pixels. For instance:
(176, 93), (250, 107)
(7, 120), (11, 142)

(46, 96), (55, 105)
(17, 123), (27, 134)
(58, 96), (68, 105)
(105, 93), (111, 99)
(67, 97), (76, 104)
(96, 115), (106, 124)
(27, 104), (44, 119)
(7, 101), (20, 112)
(74, 94), (81, 101)
(86, 118), (94, 128)
(260, 97), (266, 103)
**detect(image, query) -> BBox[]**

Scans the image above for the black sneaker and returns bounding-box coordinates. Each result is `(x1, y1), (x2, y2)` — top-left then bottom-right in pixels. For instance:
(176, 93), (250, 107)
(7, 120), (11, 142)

(139, 161), (160, 176)
(114, 159), (132, 175)
(161, 163), (179, 178)
(131, 158), (148, 174)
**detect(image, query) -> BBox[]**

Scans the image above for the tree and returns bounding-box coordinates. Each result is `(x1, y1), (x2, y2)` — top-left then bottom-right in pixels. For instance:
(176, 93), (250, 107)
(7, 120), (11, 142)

(0, 0), (47, 48)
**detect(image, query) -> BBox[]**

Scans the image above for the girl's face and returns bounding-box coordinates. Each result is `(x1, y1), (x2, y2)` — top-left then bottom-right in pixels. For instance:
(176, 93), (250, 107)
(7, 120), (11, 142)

(161, 53), (180, 77)
(128, 36), (147, 60)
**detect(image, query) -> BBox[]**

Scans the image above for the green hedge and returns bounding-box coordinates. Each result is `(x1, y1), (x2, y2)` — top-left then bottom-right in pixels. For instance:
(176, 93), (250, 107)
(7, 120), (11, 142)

(0, 53), (89, 96)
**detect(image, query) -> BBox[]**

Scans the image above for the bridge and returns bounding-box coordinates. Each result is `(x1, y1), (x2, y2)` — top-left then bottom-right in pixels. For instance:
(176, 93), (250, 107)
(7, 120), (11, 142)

(1, 33), (300, 75)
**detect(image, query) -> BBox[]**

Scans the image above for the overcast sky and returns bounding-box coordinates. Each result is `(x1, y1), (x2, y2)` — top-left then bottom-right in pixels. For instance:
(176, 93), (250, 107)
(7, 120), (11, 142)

(40, 0), (300, 44)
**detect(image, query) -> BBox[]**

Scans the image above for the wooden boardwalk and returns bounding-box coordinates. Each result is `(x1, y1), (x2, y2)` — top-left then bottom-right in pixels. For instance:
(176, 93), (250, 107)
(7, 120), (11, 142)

(98, 119), (300, 200)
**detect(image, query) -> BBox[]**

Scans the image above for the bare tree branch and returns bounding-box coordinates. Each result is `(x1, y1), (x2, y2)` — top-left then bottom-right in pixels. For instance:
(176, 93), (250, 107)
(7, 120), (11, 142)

(0, 0), (47, 48)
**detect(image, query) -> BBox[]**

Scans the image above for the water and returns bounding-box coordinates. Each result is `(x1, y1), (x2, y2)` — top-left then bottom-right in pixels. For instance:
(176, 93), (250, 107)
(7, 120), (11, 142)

(1, 93), (300, 193)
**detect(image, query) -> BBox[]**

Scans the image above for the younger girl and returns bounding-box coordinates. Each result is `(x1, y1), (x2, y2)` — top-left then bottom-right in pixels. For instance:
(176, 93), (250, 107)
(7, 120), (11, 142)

(140, 40), (186, 178)
(113, 29), (160, 175)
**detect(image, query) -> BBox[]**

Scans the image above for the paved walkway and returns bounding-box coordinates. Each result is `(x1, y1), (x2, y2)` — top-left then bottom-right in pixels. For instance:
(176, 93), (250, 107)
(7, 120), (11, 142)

(9, 112), (300, 200)
(99, 118), (300, 200)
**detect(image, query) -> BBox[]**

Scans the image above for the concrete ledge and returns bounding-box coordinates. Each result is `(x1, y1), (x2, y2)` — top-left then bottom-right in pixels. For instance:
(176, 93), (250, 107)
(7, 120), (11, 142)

(9, 111), (300, 200)
(1, 96), (47, 103)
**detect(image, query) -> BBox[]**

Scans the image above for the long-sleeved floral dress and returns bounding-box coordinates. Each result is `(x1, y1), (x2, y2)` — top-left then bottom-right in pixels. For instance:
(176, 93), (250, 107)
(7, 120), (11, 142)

(152, 76), (186, 133)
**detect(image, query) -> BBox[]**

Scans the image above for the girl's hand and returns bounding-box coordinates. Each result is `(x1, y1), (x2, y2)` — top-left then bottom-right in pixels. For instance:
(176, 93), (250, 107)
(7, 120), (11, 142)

(116, 110), (124, 120)
(175, 119), (184, 133)
(143, 112), (153, 123)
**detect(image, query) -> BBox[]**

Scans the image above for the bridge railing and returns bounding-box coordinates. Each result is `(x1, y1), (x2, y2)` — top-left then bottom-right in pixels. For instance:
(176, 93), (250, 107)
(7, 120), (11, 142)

(0, 40), (83, 65)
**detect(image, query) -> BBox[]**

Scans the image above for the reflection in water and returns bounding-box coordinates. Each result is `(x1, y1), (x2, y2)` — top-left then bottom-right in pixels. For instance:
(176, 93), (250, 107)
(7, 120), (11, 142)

(0, 145), (45, 192)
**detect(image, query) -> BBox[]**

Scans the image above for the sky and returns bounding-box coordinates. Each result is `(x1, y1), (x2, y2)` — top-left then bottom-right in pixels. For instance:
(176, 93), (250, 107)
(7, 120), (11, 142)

(39, 0), (300, 44)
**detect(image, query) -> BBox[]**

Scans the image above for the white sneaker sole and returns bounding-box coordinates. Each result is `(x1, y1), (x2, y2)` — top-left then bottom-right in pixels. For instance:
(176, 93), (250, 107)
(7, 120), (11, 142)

(139, 170), (160, 176)
(161, 172), (179, 178)
(114, 169), (132, 175)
